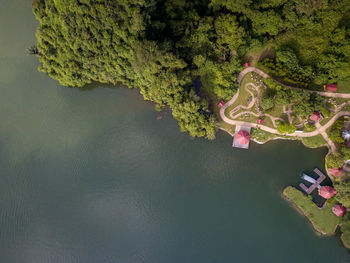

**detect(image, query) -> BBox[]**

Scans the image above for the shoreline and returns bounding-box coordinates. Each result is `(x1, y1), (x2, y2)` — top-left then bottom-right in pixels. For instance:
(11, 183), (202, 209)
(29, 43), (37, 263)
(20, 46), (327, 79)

(281, 190), (334, 237)
(220, 126), (334, 175)
(221, 126), (350, 249)
(281, 187), (350, 249)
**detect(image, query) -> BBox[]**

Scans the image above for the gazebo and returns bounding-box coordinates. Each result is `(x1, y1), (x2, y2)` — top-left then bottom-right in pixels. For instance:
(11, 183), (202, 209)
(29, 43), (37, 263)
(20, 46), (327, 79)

(233, 127), (251, 149)
(332, 205), (347, 217)
(257, 119), (264, 124)
(329, 167), (342, 176)
(236, 130), (250, 144)
(310, 111), (321, 122)
(244, 62), (251, 68)
(319, 186), (337, 199)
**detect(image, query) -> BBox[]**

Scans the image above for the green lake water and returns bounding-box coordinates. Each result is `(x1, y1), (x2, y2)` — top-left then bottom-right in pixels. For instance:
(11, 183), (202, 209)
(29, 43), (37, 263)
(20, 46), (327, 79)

(0, 1), (349, 262)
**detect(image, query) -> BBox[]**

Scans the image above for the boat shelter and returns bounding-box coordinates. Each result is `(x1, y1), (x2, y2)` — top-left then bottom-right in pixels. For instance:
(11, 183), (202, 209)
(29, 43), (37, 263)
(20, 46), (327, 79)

(299, 168), (326, 194)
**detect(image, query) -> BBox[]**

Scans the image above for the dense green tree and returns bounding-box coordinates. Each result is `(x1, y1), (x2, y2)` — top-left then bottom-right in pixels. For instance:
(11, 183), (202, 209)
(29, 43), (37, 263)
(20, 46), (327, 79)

(289, 89), (309, 103)
(294, 0), (326, 16)
(326, 152), (346, 168)
(293, 101), (313, 117)
(32, 0), (350, 139)
(334, 179), (350, 207)
(210, 0), (252, 13)
(260, 96), (275, 111)
(251, 11), (285, 36)
(214, 14), (245, 58)
(275, 87), (291, 105)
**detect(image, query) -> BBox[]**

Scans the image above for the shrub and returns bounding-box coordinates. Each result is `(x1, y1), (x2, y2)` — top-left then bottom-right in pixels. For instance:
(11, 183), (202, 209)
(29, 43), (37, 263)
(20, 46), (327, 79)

(320, 106), (330, 118)
(260, 96), (274, 111)
(277, 122), (296, 134)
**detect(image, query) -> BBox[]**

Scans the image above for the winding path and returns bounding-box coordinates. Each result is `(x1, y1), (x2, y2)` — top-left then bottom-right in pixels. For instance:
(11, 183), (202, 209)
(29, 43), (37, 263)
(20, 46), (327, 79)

(238, 67), (350, 99)
(220, 67), (350, 149)
(228, 83), (283, 128)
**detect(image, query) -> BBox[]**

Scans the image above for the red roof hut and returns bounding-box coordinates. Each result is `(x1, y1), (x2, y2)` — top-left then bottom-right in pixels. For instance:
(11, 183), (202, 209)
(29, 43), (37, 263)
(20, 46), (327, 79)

(319, 186), (337, 199)
(310, 111), (321, 122)
(244, 62), (251, 68)
(329, 167), (342, 177)
(236, 130), (250, 145)
(257, 119), (264, 124)
(325, 84), (337, 92)
(332, 205), (347, 217)
(218, 100), (225, 108)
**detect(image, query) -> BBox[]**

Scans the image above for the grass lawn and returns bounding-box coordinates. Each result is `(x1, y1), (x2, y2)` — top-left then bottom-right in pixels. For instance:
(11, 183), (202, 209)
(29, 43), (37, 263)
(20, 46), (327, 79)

(283, 186), (341, 235)
(266, 104), (285, 119)
(217, 121), (235, 135)
(320, 111), (336, 126)
(250, 128), (278, 142)
(337, 80), (350, 93)
(224, 73), (255, 117)
(244, 44), (275, 65)
(301, 135), (327, 148)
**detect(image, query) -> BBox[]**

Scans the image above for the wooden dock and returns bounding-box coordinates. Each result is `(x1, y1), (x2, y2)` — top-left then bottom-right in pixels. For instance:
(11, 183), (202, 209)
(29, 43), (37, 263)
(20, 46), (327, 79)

(299, 168), (326, 195)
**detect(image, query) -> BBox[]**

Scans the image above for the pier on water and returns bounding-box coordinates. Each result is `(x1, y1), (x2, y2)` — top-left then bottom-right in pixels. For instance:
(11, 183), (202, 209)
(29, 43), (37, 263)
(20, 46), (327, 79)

(299, 168), (326, 195)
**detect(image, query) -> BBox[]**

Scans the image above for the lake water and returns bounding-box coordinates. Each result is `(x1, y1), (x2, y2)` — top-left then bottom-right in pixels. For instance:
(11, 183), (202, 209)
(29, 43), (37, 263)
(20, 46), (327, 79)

(0, 1), (349, 262)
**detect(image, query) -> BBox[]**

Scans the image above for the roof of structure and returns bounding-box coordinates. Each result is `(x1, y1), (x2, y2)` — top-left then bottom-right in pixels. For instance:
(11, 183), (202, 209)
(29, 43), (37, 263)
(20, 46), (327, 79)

(325, 84), (337, 92)
(332, 205), (347, 217)
(329, 167), (342, 176)
(236, 130), (250, 145)
(310, 111), (321, 122)
(319, 186), (337, 199)
(218, 100), (225, 107)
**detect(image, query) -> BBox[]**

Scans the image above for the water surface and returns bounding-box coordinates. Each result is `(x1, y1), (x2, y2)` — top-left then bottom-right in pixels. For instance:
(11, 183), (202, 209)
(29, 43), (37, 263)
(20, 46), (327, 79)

(0, 1), (349, 262)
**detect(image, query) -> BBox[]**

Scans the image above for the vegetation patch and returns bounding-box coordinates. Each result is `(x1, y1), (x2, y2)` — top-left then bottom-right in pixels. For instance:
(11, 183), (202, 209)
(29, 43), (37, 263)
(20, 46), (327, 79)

(283, 186), (341, 235)
(301, 135), (327, 148)
(250, 128), (277, 143)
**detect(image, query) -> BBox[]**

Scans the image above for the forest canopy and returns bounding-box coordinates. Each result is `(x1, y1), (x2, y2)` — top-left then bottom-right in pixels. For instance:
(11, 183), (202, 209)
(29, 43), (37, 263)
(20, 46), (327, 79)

(32, 0), (350, 138)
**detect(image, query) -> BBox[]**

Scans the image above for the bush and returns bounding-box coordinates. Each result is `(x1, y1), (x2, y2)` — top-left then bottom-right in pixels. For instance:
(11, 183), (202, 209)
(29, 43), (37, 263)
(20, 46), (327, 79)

(260, 96), (274, 111)
(326, 152), (345, 168)
(263, 77), (278, 89)
(304, 123), (316, 132)
(320, 106), (330, 118)
(277, 122), (296, 134)
(334, 179), (350, 208)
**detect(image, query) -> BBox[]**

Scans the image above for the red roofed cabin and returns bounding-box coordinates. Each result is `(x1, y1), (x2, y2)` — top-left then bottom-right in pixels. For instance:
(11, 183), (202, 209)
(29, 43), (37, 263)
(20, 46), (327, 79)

(325, 84), (337, 92)
(257, 119), (264, 124)
(332, 205), (347, 217)
(218, 100), (225, 108)
(244, 62), (251, 68)
(319, 186), (337, 199)
(310, 111), (321, 122)
(329, 167), (342, 177)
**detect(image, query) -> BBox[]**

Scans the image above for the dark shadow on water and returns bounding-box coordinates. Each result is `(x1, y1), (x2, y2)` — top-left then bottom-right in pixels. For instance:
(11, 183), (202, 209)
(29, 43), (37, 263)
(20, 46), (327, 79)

(75, 81), (128, 92)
